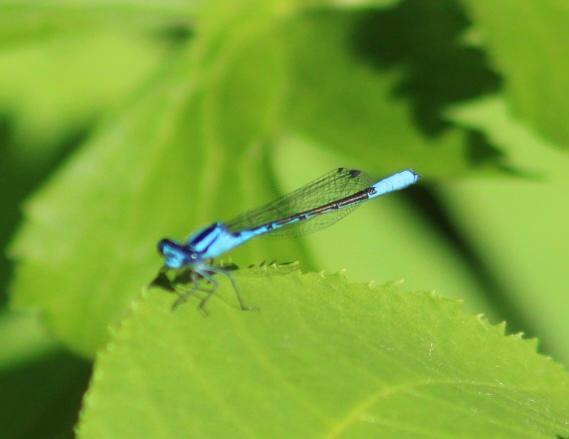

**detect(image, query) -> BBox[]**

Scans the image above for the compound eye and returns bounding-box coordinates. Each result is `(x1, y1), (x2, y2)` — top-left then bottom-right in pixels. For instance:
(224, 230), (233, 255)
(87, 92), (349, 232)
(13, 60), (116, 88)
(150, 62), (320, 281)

(158, 238), (175, 255)
(157, 239), (192, 269)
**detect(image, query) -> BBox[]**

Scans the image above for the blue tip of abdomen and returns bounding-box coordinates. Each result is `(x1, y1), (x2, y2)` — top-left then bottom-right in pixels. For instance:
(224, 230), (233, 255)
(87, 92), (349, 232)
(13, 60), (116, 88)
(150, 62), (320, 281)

(371, 169), (421, 197)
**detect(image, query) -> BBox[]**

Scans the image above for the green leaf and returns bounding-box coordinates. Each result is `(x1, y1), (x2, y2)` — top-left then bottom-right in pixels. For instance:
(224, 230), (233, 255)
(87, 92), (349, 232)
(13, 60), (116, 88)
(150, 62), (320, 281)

(306, 0), (400, 9)
(285, 9), (508, 178)
(0, 32), (169, 154)
(8, 11), (303, 357)
(0, 310), (58, 370)
(443, 96), (569, 365)
(78, 273), (569, 438)
(0, 0), (194, 42)
(461, 0), (569, 148)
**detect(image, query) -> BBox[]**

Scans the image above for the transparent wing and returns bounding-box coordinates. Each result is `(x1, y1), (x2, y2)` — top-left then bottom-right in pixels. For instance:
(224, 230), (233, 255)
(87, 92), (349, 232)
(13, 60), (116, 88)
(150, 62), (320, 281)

(226, 168), (374, 237)
(262, 203), (362, 237)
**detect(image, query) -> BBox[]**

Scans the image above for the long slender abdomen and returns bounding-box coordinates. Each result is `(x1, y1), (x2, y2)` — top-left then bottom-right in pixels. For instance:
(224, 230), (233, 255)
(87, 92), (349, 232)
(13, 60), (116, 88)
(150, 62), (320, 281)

(370, 169), (420, 198)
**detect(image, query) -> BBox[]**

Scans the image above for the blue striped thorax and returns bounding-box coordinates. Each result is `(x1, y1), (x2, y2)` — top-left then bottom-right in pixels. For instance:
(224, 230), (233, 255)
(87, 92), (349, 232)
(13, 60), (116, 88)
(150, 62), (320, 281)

(158, 222), (250, 269)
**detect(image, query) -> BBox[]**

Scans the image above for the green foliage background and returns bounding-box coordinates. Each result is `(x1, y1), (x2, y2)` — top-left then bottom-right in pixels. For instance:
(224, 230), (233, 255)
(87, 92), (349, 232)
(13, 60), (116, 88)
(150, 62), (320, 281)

(1, 0), (568, 437)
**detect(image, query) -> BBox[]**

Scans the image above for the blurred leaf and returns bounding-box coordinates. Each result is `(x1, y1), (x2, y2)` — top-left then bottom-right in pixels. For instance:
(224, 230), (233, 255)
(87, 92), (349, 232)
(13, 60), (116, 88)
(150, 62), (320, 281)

(78, 273), (569, 438)
(461, 0), (569, 148)
(0, 31), (170, 313)
(444, 96), (569, 365)
(446, 96), (563, 175)
(285, 7), (508, 178)
(0, 349), (91, 439)
(0, 310), (58, 370)
(308, 0), (399, 8)
(8, 10), (302, 357)
(0, 0), (194, 43)
(0, 32), (170, 156)
(352, 0), (501, 135)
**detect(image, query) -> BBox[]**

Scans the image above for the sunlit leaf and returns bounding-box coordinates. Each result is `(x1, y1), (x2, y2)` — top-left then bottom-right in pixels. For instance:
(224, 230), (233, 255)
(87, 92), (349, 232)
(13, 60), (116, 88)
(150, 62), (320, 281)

(0, 32), (169, 156)
(0, 0), (194, 42)
(78, 273), (569, 438)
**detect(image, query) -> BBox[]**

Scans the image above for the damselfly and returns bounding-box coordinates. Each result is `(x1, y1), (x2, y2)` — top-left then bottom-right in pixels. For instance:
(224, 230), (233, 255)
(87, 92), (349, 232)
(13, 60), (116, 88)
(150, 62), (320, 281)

(154, 168), (420, 310)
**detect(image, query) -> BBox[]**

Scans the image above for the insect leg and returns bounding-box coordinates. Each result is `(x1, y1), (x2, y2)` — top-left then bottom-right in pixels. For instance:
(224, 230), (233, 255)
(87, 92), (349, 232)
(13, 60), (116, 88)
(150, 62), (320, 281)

(172, 272), (201, 310)
(207, 266), (255, 311)
(194, 273), (218, 315)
